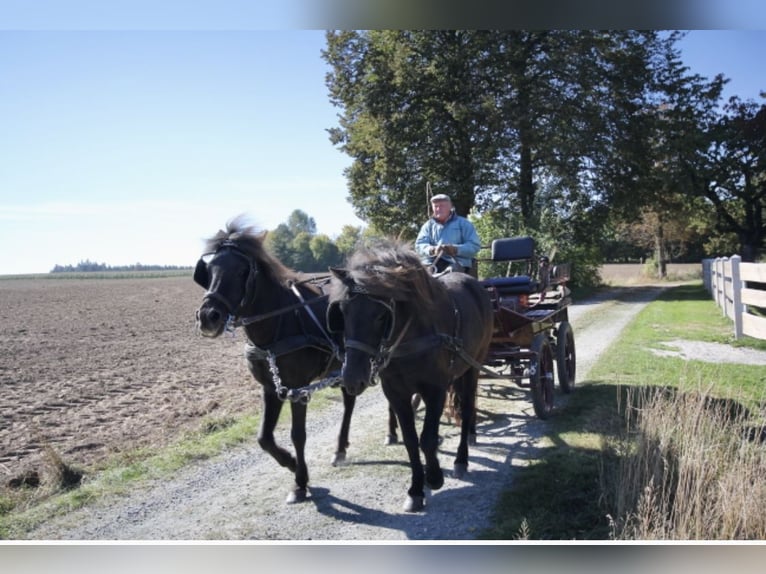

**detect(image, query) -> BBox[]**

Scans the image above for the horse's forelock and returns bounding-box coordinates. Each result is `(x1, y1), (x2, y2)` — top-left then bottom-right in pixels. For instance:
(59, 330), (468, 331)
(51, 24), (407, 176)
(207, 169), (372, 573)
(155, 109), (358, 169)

(346, 240), (440, 311)
(203, 218), (297, 284)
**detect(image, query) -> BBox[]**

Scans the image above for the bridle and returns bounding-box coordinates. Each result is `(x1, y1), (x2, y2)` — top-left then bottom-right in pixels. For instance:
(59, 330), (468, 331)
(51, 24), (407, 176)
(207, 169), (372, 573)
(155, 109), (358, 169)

(337, 287), (414, 376)
(200, 241), (259, 321)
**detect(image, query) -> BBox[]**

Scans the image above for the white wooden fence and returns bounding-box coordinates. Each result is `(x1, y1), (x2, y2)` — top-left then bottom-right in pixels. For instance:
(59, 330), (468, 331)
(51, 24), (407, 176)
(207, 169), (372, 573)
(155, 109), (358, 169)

(703, 256), (766, 340)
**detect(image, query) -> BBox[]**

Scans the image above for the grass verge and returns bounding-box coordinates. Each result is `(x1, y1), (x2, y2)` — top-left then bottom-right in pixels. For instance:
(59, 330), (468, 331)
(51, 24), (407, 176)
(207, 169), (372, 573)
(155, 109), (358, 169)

(0, 414), (259, 539)
(479, 281), (766, 540)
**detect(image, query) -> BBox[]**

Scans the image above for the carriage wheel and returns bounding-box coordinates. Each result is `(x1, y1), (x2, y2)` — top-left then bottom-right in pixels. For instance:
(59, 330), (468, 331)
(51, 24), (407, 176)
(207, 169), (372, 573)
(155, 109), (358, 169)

(530, 334), (555, 420)
(556, 321), (576, 394)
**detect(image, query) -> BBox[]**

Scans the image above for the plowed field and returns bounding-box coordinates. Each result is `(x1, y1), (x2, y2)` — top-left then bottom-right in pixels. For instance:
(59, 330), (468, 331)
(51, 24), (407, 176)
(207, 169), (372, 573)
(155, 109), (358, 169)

(0, 275), (255, 487)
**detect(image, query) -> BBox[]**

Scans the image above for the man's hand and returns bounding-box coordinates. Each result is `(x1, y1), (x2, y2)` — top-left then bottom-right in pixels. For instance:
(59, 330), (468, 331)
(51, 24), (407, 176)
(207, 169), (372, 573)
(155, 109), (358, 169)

(442, 244), (458, 256)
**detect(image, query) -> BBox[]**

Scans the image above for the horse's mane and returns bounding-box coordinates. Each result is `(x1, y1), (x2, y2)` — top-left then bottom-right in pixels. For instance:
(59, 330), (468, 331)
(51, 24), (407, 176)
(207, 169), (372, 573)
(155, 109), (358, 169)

(334, 238), (443, 314)
(203, 214), (302, 287)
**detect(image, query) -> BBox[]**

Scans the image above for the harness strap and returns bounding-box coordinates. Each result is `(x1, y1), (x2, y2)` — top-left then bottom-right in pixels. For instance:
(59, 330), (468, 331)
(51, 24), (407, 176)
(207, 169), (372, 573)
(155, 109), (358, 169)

(389, 334), (443, 357)
(245, 334), (337, 362)
(289, 283), (341, 361)
(234, 294), (329, 327)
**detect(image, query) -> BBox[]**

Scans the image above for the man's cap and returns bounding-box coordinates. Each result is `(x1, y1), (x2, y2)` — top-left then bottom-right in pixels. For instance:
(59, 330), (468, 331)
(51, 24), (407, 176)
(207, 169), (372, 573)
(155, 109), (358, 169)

(430, 193), (451, 202)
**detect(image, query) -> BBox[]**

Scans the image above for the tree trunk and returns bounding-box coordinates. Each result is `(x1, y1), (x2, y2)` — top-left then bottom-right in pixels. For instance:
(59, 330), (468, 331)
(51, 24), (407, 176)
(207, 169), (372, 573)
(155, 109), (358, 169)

(654, 220), (667, 279)
(519, 139), (535, 225)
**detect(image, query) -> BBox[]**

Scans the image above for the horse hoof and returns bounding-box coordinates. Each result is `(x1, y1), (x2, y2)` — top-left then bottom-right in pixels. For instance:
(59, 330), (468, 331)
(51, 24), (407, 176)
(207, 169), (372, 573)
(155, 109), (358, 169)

(384, 434), (398, 445)
(286, 487), (308, 504)
(453, 463), (468, 479)
(425, 470), (444, 491)
(331, 452), (347, 466)
(403, 495), (426, 513)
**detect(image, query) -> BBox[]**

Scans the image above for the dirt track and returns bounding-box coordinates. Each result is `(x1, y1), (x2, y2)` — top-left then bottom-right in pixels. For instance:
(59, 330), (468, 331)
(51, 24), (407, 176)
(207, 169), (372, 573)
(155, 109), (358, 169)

(1, 275), (670, 540)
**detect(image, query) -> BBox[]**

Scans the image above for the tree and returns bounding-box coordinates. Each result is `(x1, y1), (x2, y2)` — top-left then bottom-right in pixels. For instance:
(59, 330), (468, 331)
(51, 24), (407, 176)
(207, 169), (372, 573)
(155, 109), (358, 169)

(324, 30), (754, 279)
(334, 224), (363, 260)
(690, 97), (766, 261)
(324, 30), (503, 238)
(310, 234), (342, 270)
(593, 32), (726, 276)
(264, 223), (296, 267)
(263, 209), (348, 272)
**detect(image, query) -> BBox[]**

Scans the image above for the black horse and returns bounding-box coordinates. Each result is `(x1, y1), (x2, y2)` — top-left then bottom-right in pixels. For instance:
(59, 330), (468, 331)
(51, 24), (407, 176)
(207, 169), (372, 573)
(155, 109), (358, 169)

(328, 239), (494, 512)
(194, 216), (357, 503)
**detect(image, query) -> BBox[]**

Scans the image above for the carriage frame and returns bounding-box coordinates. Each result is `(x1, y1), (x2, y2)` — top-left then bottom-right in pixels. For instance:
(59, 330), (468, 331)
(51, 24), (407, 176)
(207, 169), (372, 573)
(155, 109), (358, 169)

(476, 236), (576, 419)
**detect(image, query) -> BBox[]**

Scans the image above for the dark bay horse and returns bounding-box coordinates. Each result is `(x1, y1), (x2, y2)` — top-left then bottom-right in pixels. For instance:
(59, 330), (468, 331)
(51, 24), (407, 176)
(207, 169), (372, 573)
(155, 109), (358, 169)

(327, 239), (494, 512)
(194, 217), (357, 504)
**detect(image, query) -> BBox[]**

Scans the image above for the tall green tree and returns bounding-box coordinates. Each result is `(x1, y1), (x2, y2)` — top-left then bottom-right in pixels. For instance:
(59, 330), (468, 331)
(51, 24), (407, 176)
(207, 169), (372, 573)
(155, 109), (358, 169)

(324, 30), (503, 237)
(690, 97), (766, 261)
(597, 33), (726, 276)
(324, 32), (696, 239)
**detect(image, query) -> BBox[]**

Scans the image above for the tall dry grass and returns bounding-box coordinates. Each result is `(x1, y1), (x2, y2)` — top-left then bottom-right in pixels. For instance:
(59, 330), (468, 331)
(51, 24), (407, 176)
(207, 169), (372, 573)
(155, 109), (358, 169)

(606, 385), (766, 540)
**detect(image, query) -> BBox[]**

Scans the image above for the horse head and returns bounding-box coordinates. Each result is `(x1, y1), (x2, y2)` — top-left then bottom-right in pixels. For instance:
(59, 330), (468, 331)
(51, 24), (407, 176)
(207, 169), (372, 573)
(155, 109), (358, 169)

(328, 267), (398, 396)
(194, 241), (258, 337)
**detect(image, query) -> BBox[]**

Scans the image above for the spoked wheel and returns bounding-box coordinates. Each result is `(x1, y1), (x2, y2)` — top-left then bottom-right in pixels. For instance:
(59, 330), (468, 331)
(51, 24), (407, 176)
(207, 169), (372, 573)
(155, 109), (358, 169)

(556, 321), (576, 394)
(530, 333), (555, 420)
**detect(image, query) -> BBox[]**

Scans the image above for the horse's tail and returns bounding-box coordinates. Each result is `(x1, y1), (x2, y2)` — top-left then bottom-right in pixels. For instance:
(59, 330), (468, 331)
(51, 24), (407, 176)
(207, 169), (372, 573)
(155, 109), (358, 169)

(446, 370), (479, 429)
(447, 383), (462, 426)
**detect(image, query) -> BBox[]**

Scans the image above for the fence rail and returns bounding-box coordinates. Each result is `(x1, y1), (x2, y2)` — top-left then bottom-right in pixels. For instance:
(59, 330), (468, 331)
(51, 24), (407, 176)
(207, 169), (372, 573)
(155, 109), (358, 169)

(703, 256), (766, 341)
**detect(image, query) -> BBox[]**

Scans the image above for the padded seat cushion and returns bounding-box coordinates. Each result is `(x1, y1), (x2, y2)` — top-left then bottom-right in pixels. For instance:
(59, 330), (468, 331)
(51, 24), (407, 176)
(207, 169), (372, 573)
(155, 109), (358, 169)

(491, 236), (535, 261)
(482, 275), (538, 294)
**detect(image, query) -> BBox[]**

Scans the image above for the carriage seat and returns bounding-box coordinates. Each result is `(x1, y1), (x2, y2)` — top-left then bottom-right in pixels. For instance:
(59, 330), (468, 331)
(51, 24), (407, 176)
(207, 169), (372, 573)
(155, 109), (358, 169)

(482, 275), (539, 295)
(481, 236), (539, 294)
(490, 236), (535, 262)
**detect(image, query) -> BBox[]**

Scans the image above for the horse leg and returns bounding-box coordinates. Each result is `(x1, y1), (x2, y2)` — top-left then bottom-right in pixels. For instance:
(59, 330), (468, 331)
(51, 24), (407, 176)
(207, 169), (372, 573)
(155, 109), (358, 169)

(453, 370), (478, 479)
(385, 387), (426, 512)
(332, 388), (356, 465)
(418, 386), (445, 492)
(257, 389), (304, 503)
(257, 389), (295, 469)
(385, 405), (398, 445)
(386, 394), (421, 445)
(286, 400), (309, 503)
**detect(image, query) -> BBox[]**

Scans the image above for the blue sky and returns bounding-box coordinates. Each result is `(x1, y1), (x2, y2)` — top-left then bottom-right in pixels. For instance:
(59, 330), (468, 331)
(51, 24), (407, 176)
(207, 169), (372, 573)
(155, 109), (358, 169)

(1, 29), (764, 274)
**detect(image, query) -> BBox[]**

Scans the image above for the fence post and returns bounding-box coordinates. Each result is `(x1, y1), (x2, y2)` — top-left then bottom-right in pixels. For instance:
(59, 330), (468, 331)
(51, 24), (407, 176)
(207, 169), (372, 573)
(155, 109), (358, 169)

(731, 255), (743, 339)
(714, 257), (724, 313)
(702, 259), (712, 293)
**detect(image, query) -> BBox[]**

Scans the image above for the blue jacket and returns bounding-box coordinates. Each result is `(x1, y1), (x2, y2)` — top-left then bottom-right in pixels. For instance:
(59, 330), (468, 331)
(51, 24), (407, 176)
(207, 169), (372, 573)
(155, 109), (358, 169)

(415, 211), (482, 269)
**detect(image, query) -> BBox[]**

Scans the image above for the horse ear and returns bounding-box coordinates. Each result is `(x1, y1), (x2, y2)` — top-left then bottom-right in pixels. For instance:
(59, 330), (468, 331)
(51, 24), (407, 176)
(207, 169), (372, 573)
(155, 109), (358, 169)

(193, 258), (209, 288)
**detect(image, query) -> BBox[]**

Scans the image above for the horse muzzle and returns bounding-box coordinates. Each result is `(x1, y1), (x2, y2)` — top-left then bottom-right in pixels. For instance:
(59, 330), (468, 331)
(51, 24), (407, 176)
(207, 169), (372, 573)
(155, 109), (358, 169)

(340, 352), (374, 397)
(195, 302), (228, 338)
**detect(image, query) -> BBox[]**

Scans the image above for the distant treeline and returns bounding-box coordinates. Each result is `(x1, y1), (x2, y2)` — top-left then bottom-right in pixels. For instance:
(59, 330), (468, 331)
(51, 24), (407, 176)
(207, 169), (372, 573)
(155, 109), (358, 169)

(50, 260), (192, 273)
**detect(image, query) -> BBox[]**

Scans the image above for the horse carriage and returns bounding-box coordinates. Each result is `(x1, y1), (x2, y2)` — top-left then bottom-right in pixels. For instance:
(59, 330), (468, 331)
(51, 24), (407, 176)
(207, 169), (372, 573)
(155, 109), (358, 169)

(476, 236), (576, 420)
(194, 218), (575, 511)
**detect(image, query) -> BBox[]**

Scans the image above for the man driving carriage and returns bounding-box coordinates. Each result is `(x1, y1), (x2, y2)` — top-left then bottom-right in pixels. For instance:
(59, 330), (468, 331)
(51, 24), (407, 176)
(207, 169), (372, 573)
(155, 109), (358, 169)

(415, 193), (481, 274)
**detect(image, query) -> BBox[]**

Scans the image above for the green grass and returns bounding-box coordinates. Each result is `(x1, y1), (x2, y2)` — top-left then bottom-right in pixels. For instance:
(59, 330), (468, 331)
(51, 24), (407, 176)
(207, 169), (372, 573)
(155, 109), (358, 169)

(480, 281), (766, 540)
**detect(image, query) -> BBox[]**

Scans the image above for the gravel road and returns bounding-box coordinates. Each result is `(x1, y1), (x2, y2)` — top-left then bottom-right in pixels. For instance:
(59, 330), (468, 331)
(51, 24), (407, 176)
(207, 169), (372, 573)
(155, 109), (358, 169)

(26, 285), (669, 541)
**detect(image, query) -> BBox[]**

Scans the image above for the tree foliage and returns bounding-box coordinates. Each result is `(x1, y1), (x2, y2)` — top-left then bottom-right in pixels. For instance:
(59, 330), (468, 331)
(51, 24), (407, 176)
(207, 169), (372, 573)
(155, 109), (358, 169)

(263, 209), (347, 272)
(323, 30), (764, 275)
(688, 97), (766, 261)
